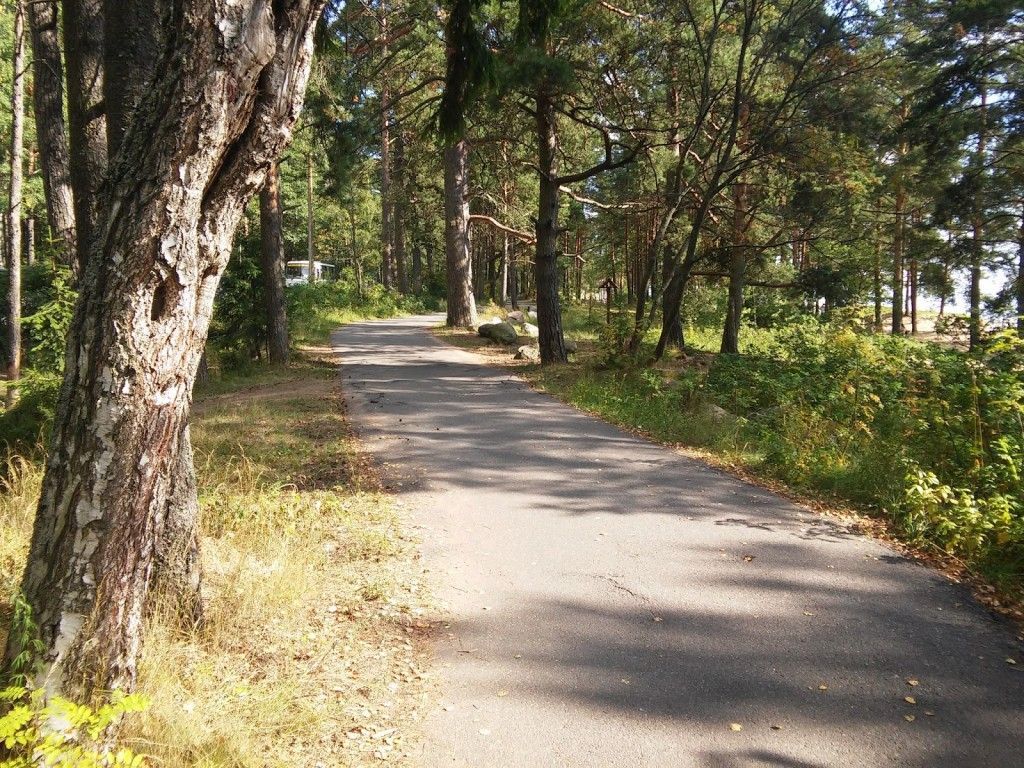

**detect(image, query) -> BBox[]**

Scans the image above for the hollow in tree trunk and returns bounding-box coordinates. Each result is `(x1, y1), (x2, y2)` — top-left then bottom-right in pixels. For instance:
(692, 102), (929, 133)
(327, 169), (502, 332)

(8, 0), (323, 701)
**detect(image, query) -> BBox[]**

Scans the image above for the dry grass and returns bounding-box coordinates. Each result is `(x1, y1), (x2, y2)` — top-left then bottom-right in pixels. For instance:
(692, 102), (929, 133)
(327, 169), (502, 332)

(1, 359), (432, 767)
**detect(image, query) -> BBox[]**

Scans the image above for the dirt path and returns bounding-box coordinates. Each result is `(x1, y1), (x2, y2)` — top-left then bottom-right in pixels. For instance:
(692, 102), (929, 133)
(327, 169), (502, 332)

(335, 316), (1023, 768)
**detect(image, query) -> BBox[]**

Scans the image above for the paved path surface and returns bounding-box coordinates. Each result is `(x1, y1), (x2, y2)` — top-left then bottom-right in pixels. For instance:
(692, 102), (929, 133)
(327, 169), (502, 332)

(335, 316), (1023, 768)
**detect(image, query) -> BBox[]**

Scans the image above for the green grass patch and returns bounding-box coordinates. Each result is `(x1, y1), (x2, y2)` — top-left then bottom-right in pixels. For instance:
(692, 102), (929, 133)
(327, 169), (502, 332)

(1, 359), (428, 767)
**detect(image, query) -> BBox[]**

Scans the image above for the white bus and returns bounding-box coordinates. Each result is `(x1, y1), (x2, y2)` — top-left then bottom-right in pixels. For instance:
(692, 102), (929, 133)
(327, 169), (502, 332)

(284, 260), (336, 286)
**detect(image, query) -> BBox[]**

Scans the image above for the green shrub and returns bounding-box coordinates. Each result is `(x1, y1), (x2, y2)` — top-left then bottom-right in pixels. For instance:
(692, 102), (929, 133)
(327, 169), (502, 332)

(0, 687), (148, 767)
(0, 373), (62, 456)
(699, 320), (1024, 589)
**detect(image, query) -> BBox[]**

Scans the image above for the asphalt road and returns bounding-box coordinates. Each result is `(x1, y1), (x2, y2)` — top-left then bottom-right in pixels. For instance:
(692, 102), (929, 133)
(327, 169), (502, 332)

(335, 316), (1024, 768)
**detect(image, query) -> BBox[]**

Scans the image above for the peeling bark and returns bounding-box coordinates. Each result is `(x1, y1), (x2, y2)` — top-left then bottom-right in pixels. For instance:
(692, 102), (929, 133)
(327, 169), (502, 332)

(11, 0), (324, 701)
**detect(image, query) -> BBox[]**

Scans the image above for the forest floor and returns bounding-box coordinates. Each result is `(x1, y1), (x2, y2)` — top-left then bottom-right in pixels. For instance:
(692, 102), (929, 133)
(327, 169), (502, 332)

(0, 351), (435, 767)
(338, 314), (1023, 768)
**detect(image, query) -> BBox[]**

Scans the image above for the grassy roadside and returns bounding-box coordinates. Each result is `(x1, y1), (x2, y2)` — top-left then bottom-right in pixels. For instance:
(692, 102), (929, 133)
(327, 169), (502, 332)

(434, 316), (1024, 625)
(0, 354), (431, 766)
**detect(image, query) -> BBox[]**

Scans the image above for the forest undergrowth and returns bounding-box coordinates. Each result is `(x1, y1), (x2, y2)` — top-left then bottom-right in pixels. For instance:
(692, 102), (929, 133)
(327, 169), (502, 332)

(0, 350), (432, 767)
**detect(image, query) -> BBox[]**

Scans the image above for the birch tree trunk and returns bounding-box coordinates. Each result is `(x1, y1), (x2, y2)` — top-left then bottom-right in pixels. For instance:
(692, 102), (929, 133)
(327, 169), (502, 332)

(444, 139), (477, 328)
(27, 0), (77, 269)
(9, 0), (324, 701)
(102, 0), (204, 625)
(5, 0), (25, 406)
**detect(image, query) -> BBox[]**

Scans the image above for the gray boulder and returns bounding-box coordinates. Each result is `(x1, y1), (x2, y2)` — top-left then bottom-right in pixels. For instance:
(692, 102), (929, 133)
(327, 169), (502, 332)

(514, 345), (540, 361)
(478, 320), (519, 344)
(564, 339), (578, 354)
(507, 310), (526, 324)
(523, 322), (539, 338)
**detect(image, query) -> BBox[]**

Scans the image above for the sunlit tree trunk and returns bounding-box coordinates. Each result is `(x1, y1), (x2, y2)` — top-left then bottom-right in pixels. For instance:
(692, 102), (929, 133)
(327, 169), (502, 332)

(968, 84), (988, 351)
(28, 0), (76, 270)
(444, 139), (477, 327)
(9, 0), (323, 701)
(307, 152), (316, 284)
(261, 162), (289, 365)
(5, 0), (25, 406)
(394, 129), (408, 293)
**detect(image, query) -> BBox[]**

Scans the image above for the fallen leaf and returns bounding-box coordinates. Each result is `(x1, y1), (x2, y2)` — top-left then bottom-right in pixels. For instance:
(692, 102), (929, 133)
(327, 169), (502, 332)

(924, 710), (935, 717)
(818, 684), (828, 691)
(907, 678), (919, 686)
(802, 611), (815, 616)
(729, 723), (743, 732)
(497, 690), (509, 697)
(653, 616), (663, 622)
(904, 696), (916, 705)
(770, 725), (782, 731)
(1007, 658), (1018, 665)
(743, 555), (755, 562)
(904, 714), (916, 722)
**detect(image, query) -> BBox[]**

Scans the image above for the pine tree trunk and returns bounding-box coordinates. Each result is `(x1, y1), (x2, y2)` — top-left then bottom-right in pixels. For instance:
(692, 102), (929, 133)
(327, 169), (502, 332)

(412, 239), (423, 293)
(910, 255), (918, 335)
(892, 183), (905, 335)
(394, 130), (408, 293)
(379, 89), (393, 290)
(1016, 205), (1024, 337)
(443, 139), (477, 327)
(307, 152), (316, 284)
(24, 215), (34, 266)
(6, 0), (25, 406)
(661, 248), (683, 350)
(872, 228), (882, 331)
(63, 0), (106, 278)
(534, 89), (567, 364)
(655, 261), (693, 360)
(9, 0), (323, 701)
(721, 179), (748, 354)
(969, 85), (988, 351)
(261, 162), (289, 365)
(27, 0), (76, 269)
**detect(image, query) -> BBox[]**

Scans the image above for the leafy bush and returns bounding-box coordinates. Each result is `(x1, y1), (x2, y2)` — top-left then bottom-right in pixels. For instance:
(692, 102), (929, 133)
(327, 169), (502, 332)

(702, 321), (1024, 589)
(0, 373), (62, 456)
(0, 687), (148, 767)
